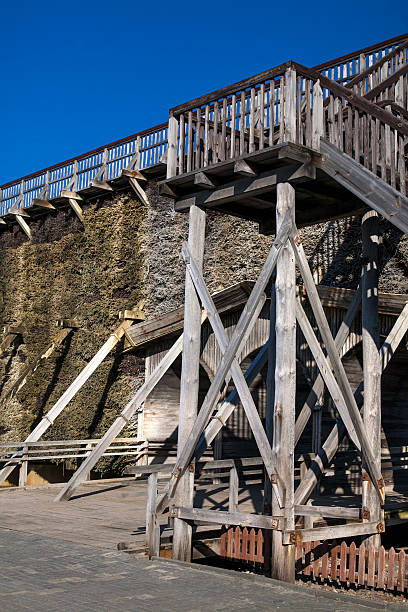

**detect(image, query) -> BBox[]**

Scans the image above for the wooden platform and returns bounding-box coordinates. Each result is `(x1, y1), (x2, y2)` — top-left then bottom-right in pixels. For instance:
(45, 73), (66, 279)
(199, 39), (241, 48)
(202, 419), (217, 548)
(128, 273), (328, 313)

(160, 142), (367, 231)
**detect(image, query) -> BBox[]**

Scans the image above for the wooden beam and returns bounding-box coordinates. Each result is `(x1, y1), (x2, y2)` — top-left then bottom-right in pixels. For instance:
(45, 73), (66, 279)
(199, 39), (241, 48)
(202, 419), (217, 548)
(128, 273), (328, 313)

(61, 190), (83, 201)
(68, 198), (84, 224)
(174, 163), (316, 211)
(193, 172), (218, 189)
(155, 217), (292, 515)
(294, 303), (408, 506)
(175, 507), (281, 531)
(15, 214), (31, 239)
(90, 181), (113, 191)
(146, 473), (160, 558)
(31, 198), (55, 210)
(290, 230), (384, 503)
(361, 210), (382, 547)
(121, 168), (148, 183)
(294, 505), (361, 520)
(271, 182), (296, 583)
(284, 520), (384, 545)
(234, 159), (256, 176)
(128, 177), (149, 207)
(182, 243), (283, 504)
(295, 300), (359, 448)
(294, 285), (362, 446)
(118, 308), (145, 322)
(173, 205), (206, 563)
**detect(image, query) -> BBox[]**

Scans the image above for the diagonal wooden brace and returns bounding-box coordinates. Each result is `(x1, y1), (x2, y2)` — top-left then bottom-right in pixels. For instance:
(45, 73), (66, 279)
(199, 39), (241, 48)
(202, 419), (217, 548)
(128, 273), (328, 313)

(294, 284), (362, 446)
(290, 229), (384, 504)
(295, 299), (359, 447)
(156, 215), (292, 515)
(182, 242), (284, 505)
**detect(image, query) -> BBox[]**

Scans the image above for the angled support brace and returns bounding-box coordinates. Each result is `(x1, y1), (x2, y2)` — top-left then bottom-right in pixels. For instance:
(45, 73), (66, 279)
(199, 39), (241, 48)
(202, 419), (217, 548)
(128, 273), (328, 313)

(295, 302), (408, 506)
(182, 242), (284, 504)
(294, 284), (362, 445)
(156, 215), (292, 515)
(290, 229), (384, 503)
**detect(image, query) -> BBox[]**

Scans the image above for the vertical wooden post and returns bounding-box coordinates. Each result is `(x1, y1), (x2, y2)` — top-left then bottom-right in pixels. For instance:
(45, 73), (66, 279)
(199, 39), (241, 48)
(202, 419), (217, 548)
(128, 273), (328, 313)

(271, 182), (296, 583)
(72, 160), (79, 191)
(146, 472), (160, 558)
(283, 67), (296, 143)
(18, 444), (28, 487)
(172, 204), (206, 561)
(361, 210), (382, 548)
(312, 80), (323, 151)
(228, 463), (239, 513)
(264, 280), (276, 576)
(167, 114), (179, 179)
(20, 179), (25, 210)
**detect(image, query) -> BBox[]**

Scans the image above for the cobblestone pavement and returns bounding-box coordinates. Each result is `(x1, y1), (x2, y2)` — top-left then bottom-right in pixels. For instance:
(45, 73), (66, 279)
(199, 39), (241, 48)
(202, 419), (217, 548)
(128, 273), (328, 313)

(0, 527), (406, 611)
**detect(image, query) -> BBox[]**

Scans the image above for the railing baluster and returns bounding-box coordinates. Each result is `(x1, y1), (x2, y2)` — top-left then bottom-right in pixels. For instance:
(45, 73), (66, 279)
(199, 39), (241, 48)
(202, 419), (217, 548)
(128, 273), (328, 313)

(239, 91), (245, 155)
(230, 94), (236, 159)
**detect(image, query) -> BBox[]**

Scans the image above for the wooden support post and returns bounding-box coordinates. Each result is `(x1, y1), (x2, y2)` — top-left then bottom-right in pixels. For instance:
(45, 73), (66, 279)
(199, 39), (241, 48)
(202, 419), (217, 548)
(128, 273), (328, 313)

(312, 80), (323, 151)
(146, 472), (160, 558)
(167, 114), (179, 179)
(361, 210), (382, 548)
(228, 464), (239, 513)
(283, 67), (296, 143)
(271, 182), (296, 583)
(18, 444), (28, 487)
(264, 280), (276, 576)
(172, 204), (206, 562)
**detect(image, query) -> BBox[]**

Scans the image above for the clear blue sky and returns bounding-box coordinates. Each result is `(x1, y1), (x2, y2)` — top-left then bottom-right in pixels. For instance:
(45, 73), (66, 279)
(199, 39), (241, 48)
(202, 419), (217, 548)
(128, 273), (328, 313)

(1, 0), (406, 184)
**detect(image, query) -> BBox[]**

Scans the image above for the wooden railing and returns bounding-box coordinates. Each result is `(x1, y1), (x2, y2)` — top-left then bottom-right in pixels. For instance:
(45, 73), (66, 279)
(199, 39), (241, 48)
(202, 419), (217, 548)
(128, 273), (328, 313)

(314, 33), (408, 86)
(0, 124), (168, 215)
(0, 437), (147, 487)
(167, 61), (408, 199)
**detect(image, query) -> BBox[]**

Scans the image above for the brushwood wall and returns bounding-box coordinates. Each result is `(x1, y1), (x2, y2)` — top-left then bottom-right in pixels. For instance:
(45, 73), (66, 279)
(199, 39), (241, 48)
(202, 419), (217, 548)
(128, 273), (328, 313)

(0, 177), (407, 476)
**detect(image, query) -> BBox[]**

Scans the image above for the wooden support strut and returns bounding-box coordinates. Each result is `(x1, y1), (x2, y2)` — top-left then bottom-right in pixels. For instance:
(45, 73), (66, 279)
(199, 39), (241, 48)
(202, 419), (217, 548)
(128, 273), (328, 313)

(182, 242), (284, 503)
(155, 216), (292, 516)
(55, 313), (209, 502)
(172, 205), (206, 562)
(290, 228), (384, 504)
(294, 302), (408, 506)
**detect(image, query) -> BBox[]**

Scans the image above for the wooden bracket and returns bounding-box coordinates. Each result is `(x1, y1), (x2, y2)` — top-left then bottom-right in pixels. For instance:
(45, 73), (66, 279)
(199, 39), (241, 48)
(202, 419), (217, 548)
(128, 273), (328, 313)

(68, 198), (84, 224)
(90, 181), (113, 191)
(118, 309), (145, 322)
(56, 317), (80, 329)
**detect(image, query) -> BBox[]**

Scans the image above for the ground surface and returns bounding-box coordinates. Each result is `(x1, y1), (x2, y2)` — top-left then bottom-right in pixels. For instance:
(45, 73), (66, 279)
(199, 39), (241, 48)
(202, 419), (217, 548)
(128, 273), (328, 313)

(1, 527), (406, 612)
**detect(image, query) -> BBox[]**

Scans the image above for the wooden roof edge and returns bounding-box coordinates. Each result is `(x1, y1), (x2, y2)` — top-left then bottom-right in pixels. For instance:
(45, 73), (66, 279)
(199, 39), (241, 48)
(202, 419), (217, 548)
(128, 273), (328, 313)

(125, 283), (407, 351)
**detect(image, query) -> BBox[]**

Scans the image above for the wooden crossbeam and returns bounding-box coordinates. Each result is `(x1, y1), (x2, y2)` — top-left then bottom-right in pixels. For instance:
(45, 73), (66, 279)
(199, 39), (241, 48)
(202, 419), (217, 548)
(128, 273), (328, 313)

(294, 285), (362, 446)
(175, 507), (281, 530)
(155, 217), (292, 515)
(15, 214), (31, 239)
(284, 521), (384, 545)
(290, 230), (384, 503)
(182, 242), (284, 504)
(55, 310), (208, 502)
(294, 505), (361, 520)
(295, 302), (408, 506)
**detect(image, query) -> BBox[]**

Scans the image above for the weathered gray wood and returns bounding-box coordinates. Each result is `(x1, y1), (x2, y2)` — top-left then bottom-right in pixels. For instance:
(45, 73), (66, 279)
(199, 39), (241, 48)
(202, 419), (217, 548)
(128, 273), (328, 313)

(271, 182), (296, 584)
(283, 67), (296, 142)
(228, 465), (239, 513)
(361, 210), (382, 548)
(295, 302), (408, 506)
(311, 80), (323, 150)
(317, 140), (408, 234)
(173, 204), (206, 562)
(295, 300), (359, 447)
(166, 115), (178, 178)
(128, 177), (149, 207)
(182, 242), (283, 503)
(68, 198), (84, 224)
(18, 445), (28, 487)
(194, 340), (269, 460)
(146, 472), (160, 558)
(294, 505), (361, 520)
(264, 280), (276, 576)
(156, 218), (291, 515)
(284, 521), (384, 545)
(176, 507), (281, 530)
(290, 229), (384, 503)
(15, 214), (32, 239)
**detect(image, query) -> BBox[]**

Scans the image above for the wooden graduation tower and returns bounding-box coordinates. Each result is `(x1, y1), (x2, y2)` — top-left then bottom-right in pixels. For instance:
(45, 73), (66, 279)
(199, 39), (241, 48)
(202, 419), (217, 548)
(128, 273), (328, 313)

(156, 44), (408, 581)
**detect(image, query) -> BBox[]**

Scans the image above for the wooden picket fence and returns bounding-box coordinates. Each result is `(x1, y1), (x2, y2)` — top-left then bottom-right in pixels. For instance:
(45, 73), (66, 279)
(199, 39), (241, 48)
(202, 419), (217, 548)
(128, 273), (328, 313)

(220, 527), (408, 594)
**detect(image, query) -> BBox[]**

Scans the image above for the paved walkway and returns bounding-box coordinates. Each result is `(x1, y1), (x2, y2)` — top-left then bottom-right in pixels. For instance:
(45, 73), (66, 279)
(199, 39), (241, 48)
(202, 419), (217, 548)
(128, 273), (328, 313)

(0, 527), (406, 612)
